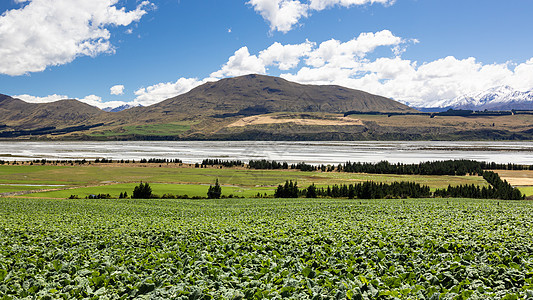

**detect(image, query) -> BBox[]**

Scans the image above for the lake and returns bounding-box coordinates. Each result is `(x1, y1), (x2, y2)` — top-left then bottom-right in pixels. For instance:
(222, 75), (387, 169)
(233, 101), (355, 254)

(1, 141), (533, 165)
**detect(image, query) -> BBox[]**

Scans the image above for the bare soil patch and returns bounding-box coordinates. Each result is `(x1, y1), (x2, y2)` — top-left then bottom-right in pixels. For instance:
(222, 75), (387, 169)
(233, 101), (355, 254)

(493, 170), (533, 186)
(227, 115), (363, 127)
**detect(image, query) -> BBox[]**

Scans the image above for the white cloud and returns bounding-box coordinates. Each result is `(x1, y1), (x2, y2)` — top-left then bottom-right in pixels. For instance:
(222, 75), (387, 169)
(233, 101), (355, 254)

(17, 31), (533, 109)
(508, 58), (533, 91)
(281, 52), (533, 107)
(0, 0), (154, 76)
(13, 94), (69, 103)
(78, 95), (104, 107)
(133, 77), (209, 106)
(259, 41), (315, 70)
(248, 0), (308, 33)
(110, 84), (125, 95)
(309, 0), (395, 11)
(13, 93), (131, 110)
(205, 31), (533, 107)
(13, 78), (209, 110)
(248, 0), (394, 33)
(306, 30), (403, 68)
(210, 47), (267, 78)
(76, 94), (136, 109)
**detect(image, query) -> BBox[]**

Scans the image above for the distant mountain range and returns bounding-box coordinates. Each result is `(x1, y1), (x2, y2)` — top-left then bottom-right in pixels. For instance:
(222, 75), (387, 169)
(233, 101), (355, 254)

(417, 86), (533, 111)
(2, 76), (533, 140)
(0, 94), (104, 129)
(102, 104), (142, 112)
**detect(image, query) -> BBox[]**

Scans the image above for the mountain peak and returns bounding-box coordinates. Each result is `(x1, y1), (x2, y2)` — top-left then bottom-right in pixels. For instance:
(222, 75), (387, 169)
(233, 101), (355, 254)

(152, 74), (417, 116)
(428, 86), (533, 110)
(102, 103), (142, 112)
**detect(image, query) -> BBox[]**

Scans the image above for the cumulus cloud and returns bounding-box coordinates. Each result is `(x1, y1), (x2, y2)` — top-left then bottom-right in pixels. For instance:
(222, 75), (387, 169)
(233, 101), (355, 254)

(248, 0), (308, 33)
(13, 93), (133, 110)
(210, 47), (267, 78)
(13, 78), (208, 110)
(133, 77), (210, 106)
(0, 0), (154, 76)
(248, 0), (395, 33)
(305, 30), (403, 68)
(308, 0), (395, 11)
(18, 31), (533, 109)
(13, 94), (69, 103)
(259, 41), (315, 70)
(205, 30), (533, 107)
(110, 85), (125, 95)
(281, 53), (533, 107)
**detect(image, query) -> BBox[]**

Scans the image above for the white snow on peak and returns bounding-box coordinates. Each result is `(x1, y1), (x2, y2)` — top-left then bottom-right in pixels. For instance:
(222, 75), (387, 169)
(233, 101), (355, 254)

(420, 86), (533, 110)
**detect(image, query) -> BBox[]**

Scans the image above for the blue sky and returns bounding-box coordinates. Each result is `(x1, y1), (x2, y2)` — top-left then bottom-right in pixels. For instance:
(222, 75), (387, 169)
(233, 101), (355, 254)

(1, 0), (532, 108)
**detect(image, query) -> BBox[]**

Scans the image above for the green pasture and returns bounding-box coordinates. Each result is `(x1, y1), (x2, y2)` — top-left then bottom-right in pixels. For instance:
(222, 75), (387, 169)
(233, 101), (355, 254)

(519, 186), (533, 196)
(122, 123), (191, 136)
(89, 122), (193, 137)
(0, 185), (53, 194)
(27, 183), (274, 199)
(0, 164), (488, 197)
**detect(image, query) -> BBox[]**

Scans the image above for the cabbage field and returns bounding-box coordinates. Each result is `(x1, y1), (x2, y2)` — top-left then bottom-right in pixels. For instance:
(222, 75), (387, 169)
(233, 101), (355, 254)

(1, 197), (532, 299)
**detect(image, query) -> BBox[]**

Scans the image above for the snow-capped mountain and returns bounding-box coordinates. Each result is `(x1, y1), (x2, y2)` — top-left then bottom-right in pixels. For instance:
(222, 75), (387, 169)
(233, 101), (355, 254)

(102, 103), (142, 112)
(428, 86), (533, 111)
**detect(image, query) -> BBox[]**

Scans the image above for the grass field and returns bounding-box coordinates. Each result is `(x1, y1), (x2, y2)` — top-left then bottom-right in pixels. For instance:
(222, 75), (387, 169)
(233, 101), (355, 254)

(0, 164), (490, 198)
(27, 183), (274, 199)
(348, 114), (533, 132)
(88, 122), (194, 137)
(518, 186), (533, 197)
(1, 197), (531, 298)
(0, 185), (53, 194)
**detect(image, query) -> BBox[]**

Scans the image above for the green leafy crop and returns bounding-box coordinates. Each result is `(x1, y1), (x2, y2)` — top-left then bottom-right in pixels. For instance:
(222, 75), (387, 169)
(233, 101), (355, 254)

(0, 197), (532, 299)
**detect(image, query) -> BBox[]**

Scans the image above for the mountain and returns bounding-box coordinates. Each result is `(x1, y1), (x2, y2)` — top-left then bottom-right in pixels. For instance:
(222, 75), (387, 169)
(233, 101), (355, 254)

(426, 86), (533, 111)
(120, 74), (416, 122)
(0, 94), (105, 129)
(103, 103), (142, 112)
(23, 75), (533, 141)
(1, 75), (417, 139)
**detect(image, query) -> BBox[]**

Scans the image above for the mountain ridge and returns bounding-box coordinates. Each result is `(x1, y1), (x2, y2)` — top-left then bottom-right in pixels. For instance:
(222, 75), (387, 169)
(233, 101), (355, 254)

(131, 74), (417, 119)
(7, 75), (533, 141)
(0, 94), (105, 129)
(421, 86), (533, 111)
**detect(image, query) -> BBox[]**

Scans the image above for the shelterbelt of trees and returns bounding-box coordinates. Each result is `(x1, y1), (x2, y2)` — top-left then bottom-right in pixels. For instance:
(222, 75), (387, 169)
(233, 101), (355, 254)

(2, 158), (531, 175)
(275, 180), (431, 199)
(274, 170), (524, 200)
(247, 159), (533, 175)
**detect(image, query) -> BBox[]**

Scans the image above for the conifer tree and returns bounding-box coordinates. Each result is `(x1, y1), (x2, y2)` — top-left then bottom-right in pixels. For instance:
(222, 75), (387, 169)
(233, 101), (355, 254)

(306, 184), (317, 198)
(132, 182), (152, 199)
(207, 179), (222, 199)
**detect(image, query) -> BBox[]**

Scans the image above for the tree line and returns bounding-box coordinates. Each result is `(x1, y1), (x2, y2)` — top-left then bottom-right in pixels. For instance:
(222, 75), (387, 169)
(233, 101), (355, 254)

(248, 159), (335, 172)
(3, 158), (532, 172)
(275, 180), (431, 199)
(434, 171), (524, 200)
(201, 159), (244, 168)
(339, 160), (483, 176)
(273, 170), (524, 200)
(249, 159), (533, 174)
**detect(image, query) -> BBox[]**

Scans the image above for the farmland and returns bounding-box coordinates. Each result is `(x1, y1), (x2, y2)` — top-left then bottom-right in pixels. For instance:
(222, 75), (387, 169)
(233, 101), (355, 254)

(1, 197), (532, 298)
(0, 162), (532, 298)
(0, 163), (490, 198)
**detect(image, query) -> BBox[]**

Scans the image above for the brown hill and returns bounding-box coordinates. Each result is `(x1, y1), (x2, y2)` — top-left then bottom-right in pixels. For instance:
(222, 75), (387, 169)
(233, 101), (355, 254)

(0, 75), (421, 139)
(121, 74), (415, 122)
(0, 94), (105, 129)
